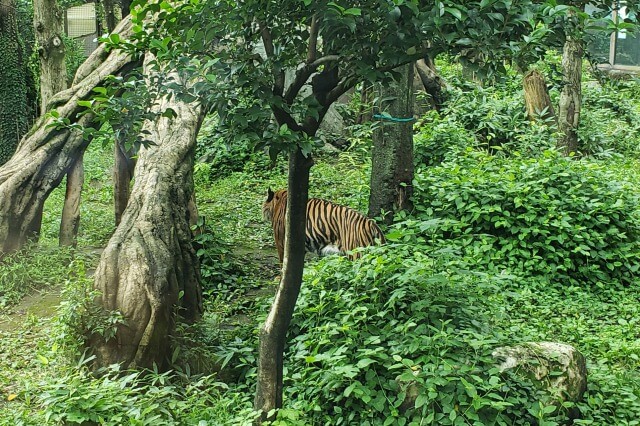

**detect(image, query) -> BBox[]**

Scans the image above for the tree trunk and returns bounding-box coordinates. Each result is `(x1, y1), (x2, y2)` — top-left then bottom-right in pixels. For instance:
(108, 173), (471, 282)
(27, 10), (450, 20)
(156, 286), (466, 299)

(369, 64), (415, 224)
(356, 84), (372, 125)
(103, 0), (118, 33)
(0, 0), (29, 165)
(33, 0), (66, 112)
(59, 149), (85, 247)
(114, 137), (136, 226)
(254, 148), (313, 423)
(0, 17), (135, 254)
(414, 57), (447, 111)
(557, 23), (583, 156)
(120, 0), (132, 18)
(89, 57), (204, 370)
(523, 69), (555, 123)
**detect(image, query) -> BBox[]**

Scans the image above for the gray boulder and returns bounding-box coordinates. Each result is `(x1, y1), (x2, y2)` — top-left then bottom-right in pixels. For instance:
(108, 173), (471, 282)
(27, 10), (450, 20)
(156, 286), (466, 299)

(492, 341), (587, 403)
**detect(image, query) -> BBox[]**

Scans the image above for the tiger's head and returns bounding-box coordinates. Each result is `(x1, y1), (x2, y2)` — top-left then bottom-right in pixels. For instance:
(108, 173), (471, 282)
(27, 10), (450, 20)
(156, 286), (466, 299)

(262, 188), (287, 223)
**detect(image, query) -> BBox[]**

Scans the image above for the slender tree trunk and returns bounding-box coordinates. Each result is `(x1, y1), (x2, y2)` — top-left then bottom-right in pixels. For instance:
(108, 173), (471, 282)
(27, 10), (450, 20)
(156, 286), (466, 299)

(557, 14), (583, 156)
(0, 17), (135, 254)
(523, 69), (556, 123)
(254, 148), (313, 423)
(120, 0), (132, 18)
(59, 149), (86, 247)
(89, 57), (204, 369)
(114, 138), (135, 226)
(356, 84), (372, 125)
(369, 64), (415, 224)
(33, 0), (66, 112)
(103, 0), (118, 33)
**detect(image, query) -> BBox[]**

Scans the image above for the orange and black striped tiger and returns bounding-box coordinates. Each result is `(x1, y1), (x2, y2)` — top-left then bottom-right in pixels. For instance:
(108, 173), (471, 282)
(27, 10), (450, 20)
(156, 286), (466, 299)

(262, 188), (385, 262)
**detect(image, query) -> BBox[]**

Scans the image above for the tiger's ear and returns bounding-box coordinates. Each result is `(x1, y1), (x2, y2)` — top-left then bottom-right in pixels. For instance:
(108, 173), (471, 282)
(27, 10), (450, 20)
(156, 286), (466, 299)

(266, 187), (275, 202)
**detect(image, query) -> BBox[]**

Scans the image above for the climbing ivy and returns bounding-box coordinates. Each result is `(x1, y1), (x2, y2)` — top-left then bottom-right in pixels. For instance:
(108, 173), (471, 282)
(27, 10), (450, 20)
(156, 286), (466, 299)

(0, 0), (33, 165)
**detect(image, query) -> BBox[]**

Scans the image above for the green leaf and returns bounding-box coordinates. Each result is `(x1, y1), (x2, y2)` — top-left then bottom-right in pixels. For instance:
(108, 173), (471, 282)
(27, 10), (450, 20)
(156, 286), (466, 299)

(415, 393), (429, 409)
(444, 7), (462, 20)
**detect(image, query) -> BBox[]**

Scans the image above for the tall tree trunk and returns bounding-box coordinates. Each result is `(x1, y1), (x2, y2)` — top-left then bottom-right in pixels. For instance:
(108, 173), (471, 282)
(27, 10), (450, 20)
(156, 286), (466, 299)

(103, 0), (118, 33)
(59, 149), (86, 247)
(523, 69), (556, 123)
(0, 17), (135, 254)
(0, 0), (28, 165)
(33, 0), (66, 112)
(557, 13), (583, 156)
(369, 64), (415, 224)
(120, 0), (132, 18)
(356, 84), (372, 125)
(254, 148), (313, 423)
(89, 58), (204, 369)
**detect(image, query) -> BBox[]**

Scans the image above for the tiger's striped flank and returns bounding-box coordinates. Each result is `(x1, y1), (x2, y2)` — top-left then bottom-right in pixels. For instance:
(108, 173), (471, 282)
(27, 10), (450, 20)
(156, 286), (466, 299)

(262, 188), (385, 263)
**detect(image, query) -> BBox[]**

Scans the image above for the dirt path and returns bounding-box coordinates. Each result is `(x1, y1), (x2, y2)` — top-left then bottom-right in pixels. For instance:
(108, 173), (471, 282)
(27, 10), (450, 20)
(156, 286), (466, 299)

(0, 286), (63, 332)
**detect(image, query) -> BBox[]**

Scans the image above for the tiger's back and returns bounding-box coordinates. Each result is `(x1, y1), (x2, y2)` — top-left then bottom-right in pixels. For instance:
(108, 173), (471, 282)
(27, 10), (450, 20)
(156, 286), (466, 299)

(262, 188), (385, 262)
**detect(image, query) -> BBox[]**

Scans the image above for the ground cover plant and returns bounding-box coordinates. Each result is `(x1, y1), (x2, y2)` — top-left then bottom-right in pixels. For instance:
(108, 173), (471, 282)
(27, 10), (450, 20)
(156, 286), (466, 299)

(1, 58), (640, 425)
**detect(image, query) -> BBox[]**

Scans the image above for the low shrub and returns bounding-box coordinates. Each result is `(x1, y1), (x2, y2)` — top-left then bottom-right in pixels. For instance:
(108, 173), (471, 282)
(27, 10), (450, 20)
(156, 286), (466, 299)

(580, 82), (640, 157)
(414, 111), (476, 167)
(36, 365), (239, 426)
(408, 150), (640, 286)
(280, 246), (564, 425)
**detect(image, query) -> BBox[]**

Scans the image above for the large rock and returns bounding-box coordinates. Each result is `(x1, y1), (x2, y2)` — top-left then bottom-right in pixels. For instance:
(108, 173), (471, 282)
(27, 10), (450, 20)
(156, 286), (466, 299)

(492, 342), (587, 403)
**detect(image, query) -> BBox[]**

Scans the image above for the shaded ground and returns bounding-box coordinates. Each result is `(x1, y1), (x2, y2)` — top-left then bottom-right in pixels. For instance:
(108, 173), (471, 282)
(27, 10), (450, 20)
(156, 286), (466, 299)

(0, 286), (62, 333)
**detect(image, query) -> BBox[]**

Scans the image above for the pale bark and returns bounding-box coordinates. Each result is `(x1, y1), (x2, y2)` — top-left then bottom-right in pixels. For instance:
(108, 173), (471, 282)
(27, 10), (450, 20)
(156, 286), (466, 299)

(0, 17), (135, 254)
(33, 0), (66, 111)
(254, 148), (313, 423)
(90, 58), (204, 369)
(557, 25), (583, 156)
(369, 64), (415, 224)
(523, 69), (555, 123)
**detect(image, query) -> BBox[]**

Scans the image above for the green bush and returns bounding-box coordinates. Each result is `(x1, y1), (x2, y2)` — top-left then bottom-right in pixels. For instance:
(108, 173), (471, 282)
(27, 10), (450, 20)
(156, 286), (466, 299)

(419, 75), (558, 159)
(50, 260), (123, 356)
(580, 82), (640, 157)
(413, 111), (476, 167)
(408, 150), (640, 286)
(279, 246), (563, 425)
(36, 365), (238, 426)
(63, 35), (86, 85)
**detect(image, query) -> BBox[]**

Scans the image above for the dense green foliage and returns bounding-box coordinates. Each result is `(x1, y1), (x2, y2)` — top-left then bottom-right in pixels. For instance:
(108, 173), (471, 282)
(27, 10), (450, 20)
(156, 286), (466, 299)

(409, 150), (640, 286)
(0, 0), (29, 164)
(63, 35), (86, 85)
(282, 249), (553, 425)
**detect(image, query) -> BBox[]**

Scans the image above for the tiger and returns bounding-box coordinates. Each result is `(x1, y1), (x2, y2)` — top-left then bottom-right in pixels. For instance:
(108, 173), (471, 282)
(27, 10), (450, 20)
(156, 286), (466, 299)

(262, 188), (386, 263)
